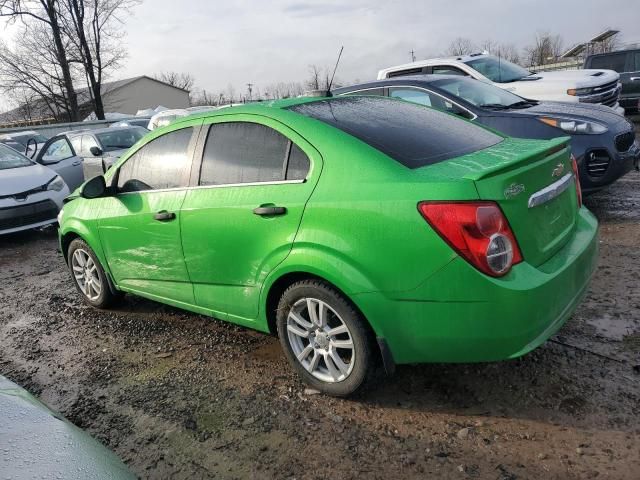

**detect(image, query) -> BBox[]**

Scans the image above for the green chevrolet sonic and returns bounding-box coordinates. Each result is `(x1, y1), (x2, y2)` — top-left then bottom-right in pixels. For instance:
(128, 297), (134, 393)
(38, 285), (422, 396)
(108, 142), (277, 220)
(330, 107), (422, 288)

(58, 95), (598, 396)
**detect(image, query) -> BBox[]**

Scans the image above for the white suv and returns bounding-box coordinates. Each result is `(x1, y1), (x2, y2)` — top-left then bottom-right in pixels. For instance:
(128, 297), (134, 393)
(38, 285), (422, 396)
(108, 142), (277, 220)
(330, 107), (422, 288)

(378, 54), (624, 115)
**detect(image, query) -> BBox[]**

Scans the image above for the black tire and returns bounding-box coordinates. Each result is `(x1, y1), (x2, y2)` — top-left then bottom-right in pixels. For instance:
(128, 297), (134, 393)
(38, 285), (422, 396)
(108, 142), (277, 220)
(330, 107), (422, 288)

(276, 279), (373, 397)
(67, 238), (119, 309)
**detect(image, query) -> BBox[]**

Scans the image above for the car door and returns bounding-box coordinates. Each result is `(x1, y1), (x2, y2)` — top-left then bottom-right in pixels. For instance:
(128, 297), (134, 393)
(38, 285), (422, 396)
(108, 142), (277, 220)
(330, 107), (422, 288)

(180, 117), (321, 324)
(36, 136), (85, 191)
(79, 134), (106, 179)
(623, 51), (640, 107)
(96, 125), (199, 305)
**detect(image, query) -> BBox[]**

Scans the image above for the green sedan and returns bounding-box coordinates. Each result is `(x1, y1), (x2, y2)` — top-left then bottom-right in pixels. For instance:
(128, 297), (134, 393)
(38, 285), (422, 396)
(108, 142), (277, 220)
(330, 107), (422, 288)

(58, 96), (598, 396)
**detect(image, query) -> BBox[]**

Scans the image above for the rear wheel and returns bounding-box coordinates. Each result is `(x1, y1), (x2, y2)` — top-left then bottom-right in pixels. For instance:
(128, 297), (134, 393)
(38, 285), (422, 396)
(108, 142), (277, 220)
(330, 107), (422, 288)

(67, 238), (118, 308)
(276, 280), (373, 396)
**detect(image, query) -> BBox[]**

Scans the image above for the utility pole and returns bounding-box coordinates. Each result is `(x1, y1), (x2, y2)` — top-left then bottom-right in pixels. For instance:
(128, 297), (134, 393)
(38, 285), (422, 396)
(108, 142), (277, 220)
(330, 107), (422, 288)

(409, 49), (416, 62)
(246, 83), (254, 101)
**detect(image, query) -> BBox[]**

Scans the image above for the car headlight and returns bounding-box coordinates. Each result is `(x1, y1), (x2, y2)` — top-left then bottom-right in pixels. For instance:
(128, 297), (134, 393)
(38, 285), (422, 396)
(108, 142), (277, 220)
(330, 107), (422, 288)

(46, 175), (66, 192)
(57, 208), (64, 223)
(539, 117), (608, 134)
(567, 87), (592, 96)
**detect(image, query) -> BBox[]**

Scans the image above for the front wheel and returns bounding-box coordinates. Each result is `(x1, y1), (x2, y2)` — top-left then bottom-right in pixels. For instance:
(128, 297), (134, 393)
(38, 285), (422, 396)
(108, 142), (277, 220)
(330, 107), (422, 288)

(67, 238), (119, 308)
(276, 280), (373, 396)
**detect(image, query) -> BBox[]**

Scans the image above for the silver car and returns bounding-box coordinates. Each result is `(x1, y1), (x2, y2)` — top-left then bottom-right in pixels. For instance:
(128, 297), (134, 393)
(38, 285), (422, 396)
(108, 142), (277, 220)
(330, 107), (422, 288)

(0, 144), (70, 235)
(64, 126), (147, 179)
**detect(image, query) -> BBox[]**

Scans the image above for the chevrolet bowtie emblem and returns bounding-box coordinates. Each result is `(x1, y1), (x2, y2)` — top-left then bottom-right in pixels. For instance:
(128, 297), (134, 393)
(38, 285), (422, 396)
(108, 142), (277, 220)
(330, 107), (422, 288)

(552, 163), (565, 178)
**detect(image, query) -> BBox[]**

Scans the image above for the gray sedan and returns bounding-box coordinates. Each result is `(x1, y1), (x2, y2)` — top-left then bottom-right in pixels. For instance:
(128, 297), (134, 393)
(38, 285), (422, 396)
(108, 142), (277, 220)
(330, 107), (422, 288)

(335, 76), (639, 194)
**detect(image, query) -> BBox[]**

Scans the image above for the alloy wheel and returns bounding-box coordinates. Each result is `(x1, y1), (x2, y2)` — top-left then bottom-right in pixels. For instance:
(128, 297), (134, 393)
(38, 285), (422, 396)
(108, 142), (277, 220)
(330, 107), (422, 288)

(286, 297), (355, 383)
(71, 248), (102, 301)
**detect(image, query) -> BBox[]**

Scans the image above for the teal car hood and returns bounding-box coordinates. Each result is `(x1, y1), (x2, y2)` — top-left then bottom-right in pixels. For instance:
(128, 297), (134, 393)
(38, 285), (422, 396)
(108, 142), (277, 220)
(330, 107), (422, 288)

(0, 375), (135, 479)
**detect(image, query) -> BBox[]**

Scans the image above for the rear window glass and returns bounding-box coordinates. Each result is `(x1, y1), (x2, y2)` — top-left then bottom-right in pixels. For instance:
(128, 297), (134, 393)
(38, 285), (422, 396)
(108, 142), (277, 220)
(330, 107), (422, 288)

(588, 53), (627, 73)
(288, 97), (502, 168)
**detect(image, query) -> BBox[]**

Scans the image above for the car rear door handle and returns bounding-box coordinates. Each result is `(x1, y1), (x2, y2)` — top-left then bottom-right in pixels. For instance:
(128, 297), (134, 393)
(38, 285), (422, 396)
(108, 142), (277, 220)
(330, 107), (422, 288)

(253, 206), (287, 216)
(72, 160), (81, 166)
(153, 210), (176, 222)
(631, 77), (640, 81)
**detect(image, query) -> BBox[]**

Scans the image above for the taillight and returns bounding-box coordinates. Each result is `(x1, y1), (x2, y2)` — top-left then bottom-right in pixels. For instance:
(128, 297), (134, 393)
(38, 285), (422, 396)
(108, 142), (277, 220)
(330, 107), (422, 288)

(570, 154), (582, 208)
(418, 201), (523, 277)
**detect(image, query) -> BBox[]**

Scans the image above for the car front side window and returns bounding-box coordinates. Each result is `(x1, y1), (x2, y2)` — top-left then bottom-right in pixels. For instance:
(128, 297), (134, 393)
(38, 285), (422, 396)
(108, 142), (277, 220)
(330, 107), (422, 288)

(117, 127), (194, 193)
(42, 138), (74, 163)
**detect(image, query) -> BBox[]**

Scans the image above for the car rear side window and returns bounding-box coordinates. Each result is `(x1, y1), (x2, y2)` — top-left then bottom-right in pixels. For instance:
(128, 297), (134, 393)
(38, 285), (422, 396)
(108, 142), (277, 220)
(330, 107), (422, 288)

(288, 97), (502, 169)
(286, 143), (310, 180)
(200, 122), (289, 185)
(117, 127), (193, 193)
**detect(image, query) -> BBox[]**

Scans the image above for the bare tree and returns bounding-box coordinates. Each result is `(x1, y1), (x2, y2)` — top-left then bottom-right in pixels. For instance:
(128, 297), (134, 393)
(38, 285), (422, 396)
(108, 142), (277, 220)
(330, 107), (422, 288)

(445, 37), (476, 56)
(306, 64), (321, 90)
(0, 0), (79, 120)
(478, 39), (520, 64)
(523, 32), (564, 66)
(0, 21), (81, 122)
(154, 71), (195, 91)
(61, 0), (136, 120)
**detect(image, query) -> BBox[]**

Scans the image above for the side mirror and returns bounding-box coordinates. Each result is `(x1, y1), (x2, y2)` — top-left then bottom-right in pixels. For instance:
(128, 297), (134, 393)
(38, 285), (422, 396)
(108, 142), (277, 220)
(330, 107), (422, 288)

(89, 146), (103, 157)
(81, 175), (108, 199)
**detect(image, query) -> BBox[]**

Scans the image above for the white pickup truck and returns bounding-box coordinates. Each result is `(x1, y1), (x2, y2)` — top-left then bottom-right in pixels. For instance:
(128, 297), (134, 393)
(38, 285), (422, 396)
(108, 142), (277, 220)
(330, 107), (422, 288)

(378, 53), (624, 115)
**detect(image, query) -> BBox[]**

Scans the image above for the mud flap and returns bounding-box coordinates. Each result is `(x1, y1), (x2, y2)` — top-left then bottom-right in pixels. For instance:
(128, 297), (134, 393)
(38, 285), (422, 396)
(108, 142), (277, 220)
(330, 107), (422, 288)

(377, 337), (396, 376)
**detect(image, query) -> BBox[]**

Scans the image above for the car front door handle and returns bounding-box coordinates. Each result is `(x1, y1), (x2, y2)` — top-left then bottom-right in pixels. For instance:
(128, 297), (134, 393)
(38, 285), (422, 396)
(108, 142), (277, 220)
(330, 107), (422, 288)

(253, 206), (287, 216)
(153, 210), (176, 222)
(72, 160), (81, 166)
(630, 77), (640, 81)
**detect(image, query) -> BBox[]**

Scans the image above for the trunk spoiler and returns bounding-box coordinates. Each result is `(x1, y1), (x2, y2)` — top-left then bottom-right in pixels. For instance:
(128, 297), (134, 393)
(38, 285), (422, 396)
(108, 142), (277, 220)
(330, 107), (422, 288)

(455, 137), (571, 182)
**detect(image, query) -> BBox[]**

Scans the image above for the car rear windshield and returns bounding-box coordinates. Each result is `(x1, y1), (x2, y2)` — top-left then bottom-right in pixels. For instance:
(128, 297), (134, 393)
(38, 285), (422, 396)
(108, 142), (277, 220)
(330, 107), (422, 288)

(288, 96), (502, 168)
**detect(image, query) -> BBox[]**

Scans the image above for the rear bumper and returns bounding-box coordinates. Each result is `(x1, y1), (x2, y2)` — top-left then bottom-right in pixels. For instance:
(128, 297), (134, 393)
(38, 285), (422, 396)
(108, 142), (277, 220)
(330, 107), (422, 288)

(354, 208), (599, 365)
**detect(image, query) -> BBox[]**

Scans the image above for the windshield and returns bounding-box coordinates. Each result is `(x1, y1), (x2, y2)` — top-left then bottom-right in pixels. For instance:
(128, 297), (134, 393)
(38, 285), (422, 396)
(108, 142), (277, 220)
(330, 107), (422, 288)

(95, 127), (146, 152)
(434, 77), (528, 108)
(6, 133), (48, 146)
(0, 143), (33, 170)
(465, 56), (531, 83)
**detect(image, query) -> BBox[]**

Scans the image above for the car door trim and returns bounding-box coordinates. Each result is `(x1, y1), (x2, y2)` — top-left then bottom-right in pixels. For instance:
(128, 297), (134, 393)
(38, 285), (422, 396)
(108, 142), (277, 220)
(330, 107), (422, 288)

(115, 179), (306, 196)
(527, 173), (574, 208)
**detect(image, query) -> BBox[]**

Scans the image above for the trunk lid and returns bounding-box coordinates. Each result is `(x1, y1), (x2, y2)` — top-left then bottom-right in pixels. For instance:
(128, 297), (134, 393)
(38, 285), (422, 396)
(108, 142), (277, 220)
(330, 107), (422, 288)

(450, 137), (578, 267)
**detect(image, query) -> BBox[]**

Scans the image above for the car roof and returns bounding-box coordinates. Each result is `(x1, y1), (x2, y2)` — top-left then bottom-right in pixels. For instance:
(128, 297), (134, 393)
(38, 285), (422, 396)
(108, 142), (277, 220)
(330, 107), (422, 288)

(170, 96), (359, 127)
(65, 126), (140, 137)
(586, 48), (640, 59)
(334, 74), (467, 93)
(378, 53), (490, 73)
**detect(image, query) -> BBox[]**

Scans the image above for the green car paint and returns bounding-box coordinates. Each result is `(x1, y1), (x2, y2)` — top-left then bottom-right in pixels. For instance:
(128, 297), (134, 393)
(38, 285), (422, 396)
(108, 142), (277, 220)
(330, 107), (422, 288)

(59, 95), (598, 366)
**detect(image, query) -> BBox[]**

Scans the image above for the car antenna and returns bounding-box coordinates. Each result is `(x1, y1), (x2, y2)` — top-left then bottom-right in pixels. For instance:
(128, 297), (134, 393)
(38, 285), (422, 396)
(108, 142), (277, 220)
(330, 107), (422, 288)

(327, 45), (344, 94)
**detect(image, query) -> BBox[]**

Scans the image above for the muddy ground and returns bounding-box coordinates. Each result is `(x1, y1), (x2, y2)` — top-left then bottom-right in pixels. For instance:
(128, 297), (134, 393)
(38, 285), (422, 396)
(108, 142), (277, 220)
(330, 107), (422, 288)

(1, 173), (640, 479)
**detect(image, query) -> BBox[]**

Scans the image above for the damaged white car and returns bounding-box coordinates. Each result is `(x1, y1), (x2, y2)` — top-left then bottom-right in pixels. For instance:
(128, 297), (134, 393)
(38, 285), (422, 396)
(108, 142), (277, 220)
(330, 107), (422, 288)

(0, 144), (69, 235)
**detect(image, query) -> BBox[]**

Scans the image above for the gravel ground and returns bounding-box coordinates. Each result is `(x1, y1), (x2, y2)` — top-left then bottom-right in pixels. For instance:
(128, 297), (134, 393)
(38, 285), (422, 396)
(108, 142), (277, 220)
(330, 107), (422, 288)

(1, 172), (639, 479)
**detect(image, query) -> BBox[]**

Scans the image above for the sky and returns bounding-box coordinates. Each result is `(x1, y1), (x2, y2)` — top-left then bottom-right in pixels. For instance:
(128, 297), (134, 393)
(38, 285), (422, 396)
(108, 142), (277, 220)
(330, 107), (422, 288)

(1, 0), (640, 109)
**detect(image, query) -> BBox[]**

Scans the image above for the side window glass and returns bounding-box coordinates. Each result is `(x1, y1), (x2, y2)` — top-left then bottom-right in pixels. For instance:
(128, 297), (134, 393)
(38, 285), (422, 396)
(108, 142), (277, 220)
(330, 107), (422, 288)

(286, 143), (310, 180)
(69, 136), (82, 154)
(42, 138), (73, 163)
(200, 122), (288, 186)
(117, 127), (193, 193)
(632, 52), (640, 72)
(589, 53), (627, 72)
(433, 66), (466, 76)
(389, 87), (433, 107)
(82, 135), (99, 156)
